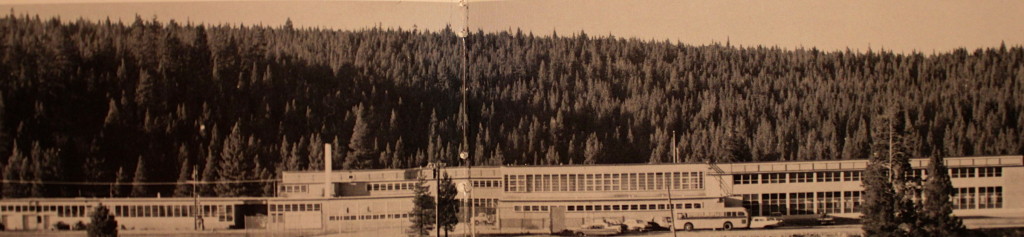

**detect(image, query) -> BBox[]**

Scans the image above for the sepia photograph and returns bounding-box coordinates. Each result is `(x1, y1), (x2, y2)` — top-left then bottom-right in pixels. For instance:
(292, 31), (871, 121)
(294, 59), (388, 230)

(0, 0), (1022, 236)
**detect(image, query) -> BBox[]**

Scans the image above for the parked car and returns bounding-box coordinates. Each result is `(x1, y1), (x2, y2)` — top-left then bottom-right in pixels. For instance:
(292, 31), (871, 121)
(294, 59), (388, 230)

(567, 222), (623, 236)
(472, 213), (495, 225)
(817, 213), (835, 225)
(621, 219), (653, 232)
(749, 216), (783, 229)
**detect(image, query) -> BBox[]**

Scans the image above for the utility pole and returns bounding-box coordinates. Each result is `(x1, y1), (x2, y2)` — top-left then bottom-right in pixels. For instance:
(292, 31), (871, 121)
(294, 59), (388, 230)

(433, 163), (443, 237)
(192, 164), (200, 231)
(667, 131), (678, 237)
(458, 0), (473, 236)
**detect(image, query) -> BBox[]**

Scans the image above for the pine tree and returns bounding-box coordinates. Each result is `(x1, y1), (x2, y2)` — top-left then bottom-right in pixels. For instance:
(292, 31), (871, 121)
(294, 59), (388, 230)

(544, 145), (560, 165)
(584, 133), (602, 164)
(861, 141), (900, 236)
(173, 158), (192, 197)
(2, 141), (26, 198)
(110, 166), (126, 197)
(862, 110), (919, 236)
(345, 104), (375, 169)
(437, 172), (460, 236)
(200, 125), (221, 196)
(86, 204), (118, 237)
(409, 173), (435, 236)
(919, 151), (966, 236)
(130, 156), (149, 197)
(216, 122), (255, 197)
(307, 134), (323, 170)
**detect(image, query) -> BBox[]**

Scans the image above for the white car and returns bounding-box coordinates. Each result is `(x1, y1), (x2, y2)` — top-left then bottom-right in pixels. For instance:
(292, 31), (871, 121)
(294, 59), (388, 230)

(567, 222), (623, 236)
(749, 216), (783, 229)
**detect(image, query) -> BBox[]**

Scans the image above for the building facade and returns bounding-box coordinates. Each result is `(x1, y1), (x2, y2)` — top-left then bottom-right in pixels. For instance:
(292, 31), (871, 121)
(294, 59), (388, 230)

(1, 155), (1021, 234)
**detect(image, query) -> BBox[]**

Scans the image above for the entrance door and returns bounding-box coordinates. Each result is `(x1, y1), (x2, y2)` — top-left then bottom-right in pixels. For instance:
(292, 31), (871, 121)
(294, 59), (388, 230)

(549, 206), (566, 233)
(23, 215), (39, 230)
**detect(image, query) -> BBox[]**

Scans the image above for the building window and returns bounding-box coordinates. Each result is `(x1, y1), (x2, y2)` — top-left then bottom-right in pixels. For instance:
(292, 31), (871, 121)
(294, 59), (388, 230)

(843, 171), (862, 182)
(953, 187), (976, 209)
(789, 172), (813, 183)
(817, 192), (841, 214)
(951, 168), (976, 178)
(978, 167), (1002, 177)
(978, 186), (1002, 209)
(816, 172), (841, 182)
(789, 192), (814, 215)
(741, 194), (760, 216)
(762, 193), (786, 215)
(763, 173), (787, 184)
(733, 174), (759, 185)
(843, 191), (864, 213)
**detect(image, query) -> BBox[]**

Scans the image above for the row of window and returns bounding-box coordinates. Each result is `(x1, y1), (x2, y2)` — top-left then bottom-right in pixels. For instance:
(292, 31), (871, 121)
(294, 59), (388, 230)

(472, 180), (502, 188)
(741, 191), (865, 216)
(733, 171), (863, 185)
(0, 205), (91, 217)
(952, 167), (1002, 178)
(367, 182), (415, 192)
(505, 172), (704, 193)
(515, 202), (704, 213)
(112, 205), (233, 222)
(280, 185), (308, 193)
(953, 186), (1003, 209)
(329, 213), (410, 221)
(268, 203), (322, 212)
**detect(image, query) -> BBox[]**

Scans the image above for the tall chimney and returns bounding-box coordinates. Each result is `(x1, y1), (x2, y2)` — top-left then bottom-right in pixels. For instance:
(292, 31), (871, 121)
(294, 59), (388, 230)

(324, 143), (333, 198)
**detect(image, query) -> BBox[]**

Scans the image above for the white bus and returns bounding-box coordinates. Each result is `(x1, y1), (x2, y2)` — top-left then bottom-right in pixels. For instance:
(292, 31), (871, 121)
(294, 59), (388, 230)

(673, 207), (750, 231)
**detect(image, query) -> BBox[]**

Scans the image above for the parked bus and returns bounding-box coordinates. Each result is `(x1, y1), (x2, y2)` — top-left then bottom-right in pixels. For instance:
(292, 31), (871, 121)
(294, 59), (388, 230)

(673, 207), (749, 231)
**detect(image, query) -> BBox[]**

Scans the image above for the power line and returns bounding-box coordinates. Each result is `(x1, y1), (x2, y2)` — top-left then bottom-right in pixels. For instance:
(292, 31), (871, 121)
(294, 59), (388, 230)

(0, 179), (280, 186)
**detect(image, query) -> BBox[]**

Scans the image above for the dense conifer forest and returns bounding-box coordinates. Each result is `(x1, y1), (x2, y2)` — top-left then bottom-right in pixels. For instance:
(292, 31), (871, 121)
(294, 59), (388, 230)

(1, 14), (1022, 197)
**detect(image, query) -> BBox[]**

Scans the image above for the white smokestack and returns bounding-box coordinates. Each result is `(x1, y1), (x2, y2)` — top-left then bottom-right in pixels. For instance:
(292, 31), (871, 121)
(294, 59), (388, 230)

(324, 143), (333, 198)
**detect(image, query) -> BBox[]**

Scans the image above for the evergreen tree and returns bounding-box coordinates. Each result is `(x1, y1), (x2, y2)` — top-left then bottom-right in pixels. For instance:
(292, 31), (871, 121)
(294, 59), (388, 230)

(86, 204), (118, 237)
(862, 110), (919, 236)
(216, 122), (255, 196)
(409, 173), (435, 236)
(307, 134), (324, 170)
(2, 141), (26, 198)
(130, 156), (149, 197)
(862, 145), (900, 236)
(584, 133), (602, 164)
(919, 151), (966, 236)
(345, 104), (374, 169)
(437, 171), (460, 237)
(173, 158), (192, 197)
(200, 125), (221, 196)
(110, 166), (126, 197)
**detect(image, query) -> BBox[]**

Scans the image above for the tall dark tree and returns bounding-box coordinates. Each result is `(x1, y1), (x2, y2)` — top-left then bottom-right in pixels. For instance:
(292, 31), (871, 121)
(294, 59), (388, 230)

(130, 156), (149, 197)
(919, 151), (966, 236)
(862, 110), (919, 236)
(409, 173), (435, 236)
(215, 122), (256, 197)
(584, 133), (602, 164)
(437, 172), (460, 237)
(2, 141), (26, 197)
(86, 204), (118, 237)
(173, 158), (193, 197)
(110, 166), (127, 197)
(345, 104), (374, 169)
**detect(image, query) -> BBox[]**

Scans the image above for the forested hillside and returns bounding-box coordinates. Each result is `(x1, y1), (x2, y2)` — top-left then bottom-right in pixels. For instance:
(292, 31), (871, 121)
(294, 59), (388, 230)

(1, 14), (1022, 197)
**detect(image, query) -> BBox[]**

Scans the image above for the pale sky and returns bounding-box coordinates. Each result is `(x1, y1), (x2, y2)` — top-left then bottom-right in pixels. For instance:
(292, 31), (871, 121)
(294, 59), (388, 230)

(2, 0), (1023, 53)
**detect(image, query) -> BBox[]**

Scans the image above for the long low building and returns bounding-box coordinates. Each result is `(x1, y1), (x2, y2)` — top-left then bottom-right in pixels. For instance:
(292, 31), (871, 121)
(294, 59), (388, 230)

(1, 155), (1021, 234)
